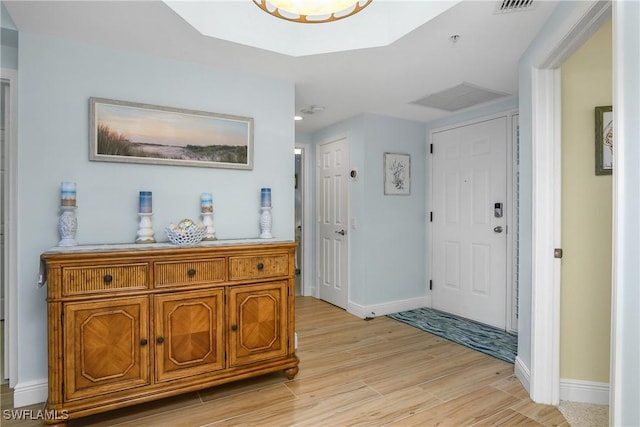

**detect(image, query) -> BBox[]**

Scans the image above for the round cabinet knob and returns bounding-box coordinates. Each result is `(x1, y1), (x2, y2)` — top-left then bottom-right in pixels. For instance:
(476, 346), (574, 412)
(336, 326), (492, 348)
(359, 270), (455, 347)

(231, 325), (238, 331)
(187, 268), (197, 277)
(257, 263), (264, 271)
(140, 338), (148, 346)
(103, 274), (113, 284)
(156, 337), (165, 344)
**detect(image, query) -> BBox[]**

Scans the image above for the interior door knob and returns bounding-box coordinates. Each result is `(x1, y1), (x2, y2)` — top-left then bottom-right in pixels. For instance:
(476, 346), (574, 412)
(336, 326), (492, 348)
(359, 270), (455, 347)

(493, 226), (503, 233)
(335, 230), (346, 236)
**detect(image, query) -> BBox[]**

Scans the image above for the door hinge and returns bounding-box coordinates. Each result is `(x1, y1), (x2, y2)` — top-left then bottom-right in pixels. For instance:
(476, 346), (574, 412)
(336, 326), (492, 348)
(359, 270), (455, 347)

(429, 280), (433, 290)
(554, 248), (563, 259)
(430, 212), (433, 222)
(430, 144), (434, 154)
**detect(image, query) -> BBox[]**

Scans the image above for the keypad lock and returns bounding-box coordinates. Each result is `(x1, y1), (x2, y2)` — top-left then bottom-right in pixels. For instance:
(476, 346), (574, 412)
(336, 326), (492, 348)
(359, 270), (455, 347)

(494, 203), (503, 218)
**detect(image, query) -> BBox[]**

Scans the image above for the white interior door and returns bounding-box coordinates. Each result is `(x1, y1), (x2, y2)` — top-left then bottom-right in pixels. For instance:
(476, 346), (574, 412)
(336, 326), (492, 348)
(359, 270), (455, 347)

(432, 117), (508, 329)
(316, 137), (349, 309)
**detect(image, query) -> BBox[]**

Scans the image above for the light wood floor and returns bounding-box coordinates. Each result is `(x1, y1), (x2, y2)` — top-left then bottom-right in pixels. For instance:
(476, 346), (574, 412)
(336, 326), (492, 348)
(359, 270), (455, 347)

(1, 297), (567, 426)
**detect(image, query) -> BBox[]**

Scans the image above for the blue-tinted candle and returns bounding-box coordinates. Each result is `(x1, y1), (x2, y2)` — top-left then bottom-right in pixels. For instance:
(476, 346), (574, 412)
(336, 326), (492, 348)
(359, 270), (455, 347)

(261, 188), (271, 208)
(139, 191), (152, 214)
(61, 182), (76, 206)
(201, 192), (213, 213)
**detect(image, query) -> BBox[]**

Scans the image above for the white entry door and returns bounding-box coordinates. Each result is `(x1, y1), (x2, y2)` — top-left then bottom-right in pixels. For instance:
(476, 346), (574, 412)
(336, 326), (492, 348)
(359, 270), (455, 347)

(432, 117), (508, 329)
(316, 137), (349, 309)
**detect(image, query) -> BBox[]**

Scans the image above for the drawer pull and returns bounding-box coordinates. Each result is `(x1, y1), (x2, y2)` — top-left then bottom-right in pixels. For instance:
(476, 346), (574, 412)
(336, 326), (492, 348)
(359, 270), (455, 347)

(187, 268), (197, 277)
(103, 274), (113, 284)
(157, 337), (165, 344)
(231, 325), (238, 331)
(257, 263), (264, 271)
(140, 338), (148, 346)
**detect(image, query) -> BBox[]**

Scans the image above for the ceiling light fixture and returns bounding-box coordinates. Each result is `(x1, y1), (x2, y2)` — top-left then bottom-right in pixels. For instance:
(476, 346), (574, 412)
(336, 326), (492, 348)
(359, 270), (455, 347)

(253, 0), (372, 24)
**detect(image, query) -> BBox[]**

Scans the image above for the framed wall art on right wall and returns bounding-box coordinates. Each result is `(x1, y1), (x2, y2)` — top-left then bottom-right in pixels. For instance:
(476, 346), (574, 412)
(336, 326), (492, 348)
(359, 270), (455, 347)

(595, 105), (613, 175)
(384, 152), (411, 195)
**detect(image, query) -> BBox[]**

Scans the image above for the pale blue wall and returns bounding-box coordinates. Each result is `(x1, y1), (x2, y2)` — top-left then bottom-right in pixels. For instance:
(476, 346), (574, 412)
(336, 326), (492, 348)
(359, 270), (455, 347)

(360, 114), (427, 305)
(1, 2), (18, 70)
(0, 1), (15, 29)
(311, 113), (427, 309)
(17, 32), (294, 385)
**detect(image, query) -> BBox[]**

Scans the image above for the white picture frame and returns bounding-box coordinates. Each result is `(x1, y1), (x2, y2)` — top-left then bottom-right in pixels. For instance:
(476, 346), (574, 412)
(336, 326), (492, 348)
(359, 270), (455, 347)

(90, 97), (254, 170)
(384, 152), (411, 195)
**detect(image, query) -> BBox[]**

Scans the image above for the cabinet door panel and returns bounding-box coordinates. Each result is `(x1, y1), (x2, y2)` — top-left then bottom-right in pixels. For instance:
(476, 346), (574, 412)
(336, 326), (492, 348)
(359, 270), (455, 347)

(228, 282), (287, 366)
(155, 289), (225, 382)
(64, 297), (149, 401)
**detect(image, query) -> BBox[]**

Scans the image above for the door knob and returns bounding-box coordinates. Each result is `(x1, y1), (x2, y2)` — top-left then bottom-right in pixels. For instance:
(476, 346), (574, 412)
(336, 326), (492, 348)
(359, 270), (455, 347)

(493, 226), (503, 233)
(335, 230), (346, 236)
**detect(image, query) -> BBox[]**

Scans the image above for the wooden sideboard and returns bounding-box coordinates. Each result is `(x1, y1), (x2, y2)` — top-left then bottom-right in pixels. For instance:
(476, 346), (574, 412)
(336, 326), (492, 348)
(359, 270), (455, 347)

(41, 240), (299, 426)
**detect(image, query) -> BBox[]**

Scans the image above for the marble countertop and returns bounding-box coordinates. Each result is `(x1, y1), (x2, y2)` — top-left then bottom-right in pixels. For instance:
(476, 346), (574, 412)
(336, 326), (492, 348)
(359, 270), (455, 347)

(42, 238), (295, 255)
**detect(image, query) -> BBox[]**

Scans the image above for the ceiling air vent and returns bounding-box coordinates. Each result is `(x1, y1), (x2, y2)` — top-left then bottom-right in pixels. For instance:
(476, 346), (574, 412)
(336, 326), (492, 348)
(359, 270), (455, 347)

(411, 82), (510, 112)
(497, 0), (534, 13)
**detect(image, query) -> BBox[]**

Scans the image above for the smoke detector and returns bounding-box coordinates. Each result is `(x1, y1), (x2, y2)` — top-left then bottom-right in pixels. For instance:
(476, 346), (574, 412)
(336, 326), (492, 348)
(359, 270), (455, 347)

(300, 105), (326, 115)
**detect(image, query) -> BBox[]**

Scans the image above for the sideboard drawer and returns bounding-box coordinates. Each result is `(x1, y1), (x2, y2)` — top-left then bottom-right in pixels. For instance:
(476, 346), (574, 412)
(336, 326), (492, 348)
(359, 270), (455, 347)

(62, 264), (148, 295)
(229, 254), (289, 280)
(155, 258), (226, 287)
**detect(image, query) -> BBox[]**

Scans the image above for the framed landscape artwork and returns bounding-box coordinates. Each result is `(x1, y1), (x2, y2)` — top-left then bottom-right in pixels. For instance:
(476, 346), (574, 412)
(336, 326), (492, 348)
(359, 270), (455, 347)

(595, 105), (613, 175)
(384, 152), (411, 195)
(89, 97), (254, 169)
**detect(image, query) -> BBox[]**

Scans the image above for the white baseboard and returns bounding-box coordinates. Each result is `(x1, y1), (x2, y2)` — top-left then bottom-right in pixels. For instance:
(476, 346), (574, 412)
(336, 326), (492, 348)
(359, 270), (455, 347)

(347, 296), (428, 319)
(514, 355), (531, 395)
(560, 378), (609, 405)
(512, 358), (609, 406)
(13, 379), (47, 408)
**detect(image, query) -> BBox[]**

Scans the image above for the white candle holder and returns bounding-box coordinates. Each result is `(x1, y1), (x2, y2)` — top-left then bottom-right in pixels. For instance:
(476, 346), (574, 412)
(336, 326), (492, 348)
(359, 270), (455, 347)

(201, 211), (217, 241)
(135, 213), (155, 243)
(259, 206), (273, 239)
(58, 206), (78, 247)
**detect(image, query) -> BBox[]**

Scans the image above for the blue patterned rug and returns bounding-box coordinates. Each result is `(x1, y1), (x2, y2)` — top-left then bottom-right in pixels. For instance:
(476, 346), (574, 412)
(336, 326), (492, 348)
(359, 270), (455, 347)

(387, 308), (517, 363)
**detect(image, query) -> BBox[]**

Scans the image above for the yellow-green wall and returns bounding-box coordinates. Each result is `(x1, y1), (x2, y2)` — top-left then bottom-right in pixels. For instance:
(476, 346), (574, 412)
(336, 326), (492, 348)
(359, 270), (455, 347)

(560, 19), (612, 383)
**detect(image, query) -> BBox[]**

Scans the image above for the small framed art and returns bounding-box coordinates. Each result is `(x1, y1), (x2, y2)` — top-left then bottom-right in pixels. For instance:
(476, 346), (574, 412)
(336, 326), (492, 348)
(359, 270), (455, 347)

(595, 105), (613, 176)
(384, 152), (410, 195)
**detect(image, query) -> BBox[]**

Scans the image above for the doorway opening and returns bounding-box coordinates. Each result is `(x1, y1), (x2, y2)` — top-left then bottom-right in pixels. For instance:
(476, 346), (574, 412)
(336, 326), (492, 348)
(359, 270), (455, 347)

(294, 147), (303, 296)
(1, 68), (17, 388)
(1, 79), (7, 384)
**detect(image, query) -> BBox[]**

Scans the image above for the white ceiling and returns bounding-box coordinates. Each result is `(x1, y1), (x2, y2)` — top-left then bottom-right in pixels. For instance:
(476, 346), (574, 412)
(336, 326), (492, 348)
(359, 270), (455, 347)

(3, 0), (559, 133)
(164, 1), (461, 56)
